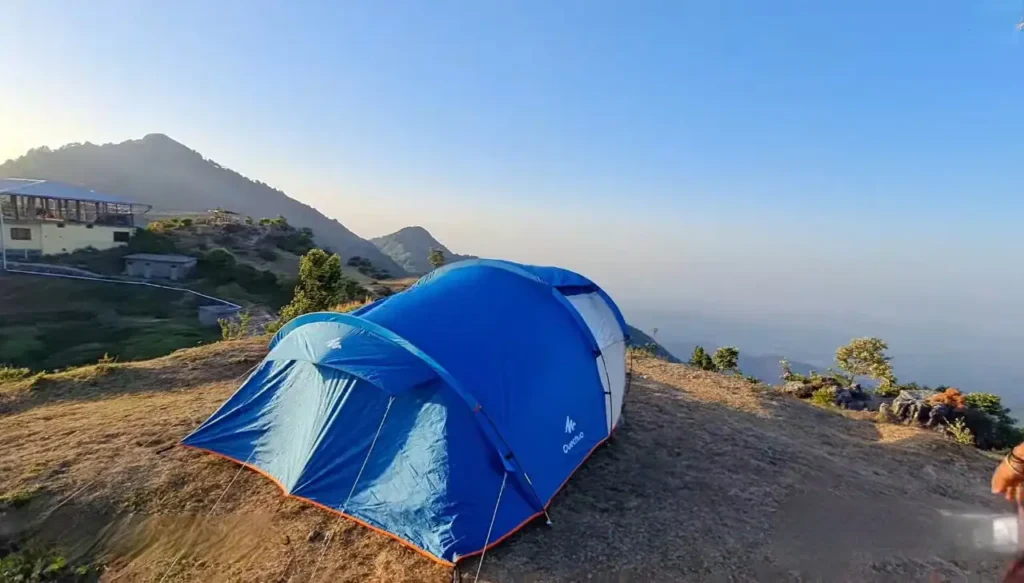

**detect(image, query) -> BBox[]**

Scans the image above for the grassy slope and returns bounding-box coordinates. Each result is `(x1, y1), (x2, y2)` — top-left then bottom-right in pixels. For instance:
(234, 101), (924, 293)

(0, 274), (220, 371)
(4, 221), (414, 372)
(0, 341), (1009, 581)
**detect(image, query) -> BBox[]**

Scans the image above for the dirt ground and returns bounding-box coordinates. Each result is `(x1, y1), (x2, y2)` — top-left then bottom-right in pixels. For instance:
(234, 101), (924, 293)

(0, 341), (1014, 582)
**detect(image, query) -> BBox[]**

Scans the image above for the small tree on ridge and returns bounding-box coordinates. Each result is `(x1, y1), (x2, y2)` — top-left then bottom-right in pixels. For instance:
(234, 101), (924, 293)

(835, 337), (897, 396)
(712, 346), (740, 374)
(428, 248), (446, 270)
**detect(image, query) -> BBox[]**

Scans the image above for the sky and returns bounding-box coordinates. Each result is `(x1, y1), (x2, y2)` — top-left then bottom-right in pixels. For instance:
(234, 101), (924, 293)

(2, 1), (1023, 386)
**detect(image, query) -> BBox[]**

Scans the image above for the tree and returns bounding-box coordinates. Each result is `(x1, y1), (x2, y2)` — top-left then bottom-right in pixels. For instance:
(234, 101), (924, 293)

(428, 248), (446, 270)
(688, 346), (716, 371)
(835, 337), (897, 396)
(712, 346), (740, 374)
(276, 248), (344, 324)
(963, 392), (1023, 450)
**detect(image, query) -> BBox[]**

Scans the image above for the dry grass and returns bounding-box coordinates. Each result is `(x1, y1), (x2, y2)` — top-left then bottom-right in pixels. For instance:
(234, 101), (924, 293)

(0, 347), (1011, 581)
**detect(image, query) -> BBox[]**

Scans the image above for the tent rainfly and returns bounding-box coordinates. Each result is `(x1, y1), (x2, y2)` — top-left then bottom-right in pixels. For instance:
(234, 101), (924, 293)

(182, 259), (629, 565)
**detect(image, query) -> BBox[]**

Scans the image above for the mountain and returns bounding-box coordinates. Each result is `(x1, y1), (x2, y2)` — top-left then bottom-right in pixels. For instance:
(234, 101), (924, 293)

(626, 326), (683, 363)
(0, 134), (405, 276)
(371, 226), (475, 274)
(661, 339), (821, 383)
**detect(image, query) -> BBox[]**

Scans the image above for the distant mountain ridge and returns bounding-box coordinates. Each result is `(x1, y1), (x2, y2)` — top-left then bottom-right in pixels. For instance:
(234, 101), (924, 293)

(371, 226), (475, 274)
(661, 339), (821, 384)
(0, 134), (405, 275)
(626, 326), (683, 363)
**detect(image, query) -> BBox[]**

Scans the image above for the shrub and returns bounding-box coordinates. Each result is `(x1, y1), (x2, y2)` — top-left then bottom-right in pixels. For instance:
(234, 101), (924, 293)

(0, 365), (31, 382)
(257, 248), (278, 261)
(874, 383), (901, 398)
(835, 337), (897, 393)
(811, 388), (837, 407)
(95, 353), (118, 373)
(259, 215), (290, 227)
(965, 392), (1007, 416)
(272, 230), (315, 255)
(180, 218), (194, 227)
(629, 343), (659, 358)
(946, 418), (975, 446)
(429, 248), (446, 270)
(0, 546), (96, 582)
(688, 346), (716, 371)
(963, 392), (1023, 450)
(128, 228), (180, 254)
(743, 375), (762, 385)
(219, 311), (252, 340)
(275, 249), (346, 326)
(203, 247), (236, 268)
(712, 346), (740, 374)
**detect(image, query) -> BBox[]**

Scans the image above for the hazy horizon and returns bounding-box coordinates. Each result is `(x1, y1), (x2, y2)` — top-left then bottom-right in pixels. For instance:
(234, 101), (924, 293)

(3, 1), (1022, 395)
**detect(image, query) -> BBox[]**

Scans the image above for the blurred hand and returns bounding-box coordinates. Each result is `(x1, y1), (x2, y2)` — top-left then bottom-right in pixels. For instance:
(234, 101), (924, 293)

(993, 452), (1024, 504)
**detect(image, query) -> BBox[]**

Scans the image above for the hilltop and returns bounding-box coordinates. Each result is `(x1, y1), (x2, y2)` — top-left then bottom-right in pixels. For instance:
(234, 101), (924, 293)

(0, 134), (404, 276)
(0, 340), (1007, 581)
(371, 226), (475, 275)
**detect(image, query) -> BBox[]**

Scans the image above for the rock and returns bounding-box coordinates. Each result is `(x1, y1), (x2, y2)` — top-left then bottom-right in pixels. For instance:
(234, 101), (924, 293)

(779, 381), (815, 399)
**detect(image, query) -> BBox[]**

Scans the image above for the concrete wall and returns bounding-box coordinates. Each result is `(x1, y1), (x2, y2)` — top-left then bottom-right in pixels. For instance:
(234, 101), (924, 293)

(3, 220), (134, 255)
(39, 222), (134, 255)
(125, 259), (197, 281)
(2, 221), (43, 252)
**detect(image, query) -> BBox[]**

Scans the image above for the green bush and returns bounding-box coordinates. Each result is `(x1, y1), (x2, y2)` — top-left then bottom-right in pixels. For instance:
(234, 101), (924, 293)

(711, 346), (740, 374)
(811, 388), (836, 407)
(0, 365), (31, 382)
(259, 215), (290, 227)
(271, 230), (315, 255)
(963, 392), (1023, 450)
(219, 311), (252, 340)
(689, 345), (744, 374)
(688, 346), (716, 371)
(946, 418), (975, 446)
(257, 248), (278, 261)
(0, 546), (96, 582)
(874, 383), (901, 398)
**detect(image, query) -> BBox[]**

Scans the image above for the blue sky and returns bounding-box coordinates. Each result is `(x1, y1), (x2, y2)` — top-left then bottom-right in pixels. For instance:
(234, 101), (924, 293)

(2, 0), (1023, 376)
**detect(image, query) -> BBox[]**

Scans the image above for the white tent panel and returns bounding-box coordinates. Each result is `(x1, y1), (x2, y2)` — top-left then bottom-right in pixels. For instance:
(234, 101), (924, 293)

(566, 292), (627, 432)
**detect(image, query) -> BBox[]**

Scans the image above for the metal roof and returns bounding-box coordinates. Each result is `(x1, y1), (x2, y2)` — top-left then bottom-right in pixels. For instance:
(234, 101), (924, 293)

(124, 253), (197, 263)
(0, 178), (138, 205)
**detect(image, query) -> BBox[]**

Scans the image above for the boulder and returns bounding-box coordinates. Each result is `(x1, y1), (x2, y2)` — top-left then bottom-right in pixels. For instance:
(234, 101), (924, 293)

(779, 381), (815, 399)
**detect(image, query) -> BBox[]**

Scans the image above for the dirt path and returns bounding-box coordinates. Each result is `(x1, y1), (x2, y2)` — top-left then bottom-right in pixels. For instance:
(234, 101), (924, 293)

(0, 344), (1012, 581)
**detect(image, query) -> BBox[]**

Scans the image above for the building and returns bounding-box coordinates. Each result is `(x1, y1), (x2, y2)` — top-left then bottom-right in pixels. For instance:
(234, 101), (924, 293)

(207, 208), (244, 225)
(0, 178), (150, 262)
(123, 253), (197, 281)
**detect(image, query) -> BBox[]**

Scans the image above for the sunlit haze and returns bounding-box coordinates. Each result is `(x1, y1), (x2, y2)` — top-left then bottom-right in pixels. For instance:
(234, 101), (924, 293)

(3, 1), (1022, 394)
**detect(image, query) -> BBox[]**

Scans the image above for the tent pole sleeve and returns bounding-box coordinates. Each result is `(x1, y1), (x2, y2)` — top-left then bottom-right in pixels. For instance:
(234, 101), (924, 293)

(473, 471), (508, 583)
(598, 350), (614, 434)
(343, 395), (394, 512)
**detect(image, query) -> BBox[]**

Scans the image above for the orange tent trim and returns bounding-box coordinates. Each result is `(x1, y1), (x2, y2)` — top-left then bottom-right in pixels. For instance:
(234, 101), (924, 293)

(178, 434), (610, 568)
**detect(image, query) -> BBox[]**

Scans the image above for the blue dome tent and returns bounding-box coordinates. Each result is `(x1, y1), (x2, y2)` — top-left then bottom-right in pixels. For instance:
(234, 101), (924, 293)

(181, 259), (629, 565)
